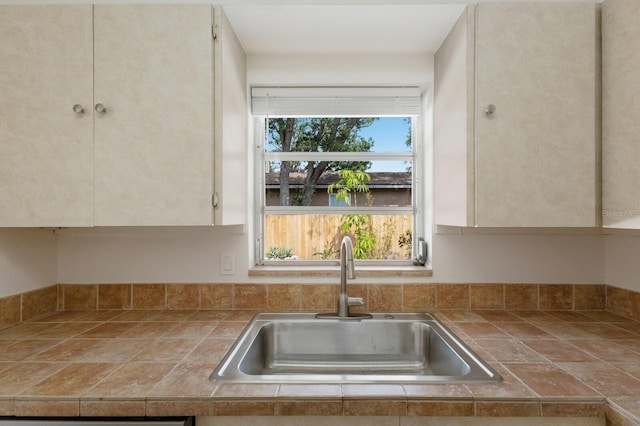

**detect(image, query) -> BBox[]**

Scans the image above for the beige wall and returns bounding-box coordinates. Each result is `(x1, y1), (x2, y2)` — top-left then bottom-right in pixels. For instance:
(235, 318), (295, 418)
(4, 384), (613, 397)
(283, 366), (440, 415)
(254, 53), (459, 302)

(0, 229), (57, 297)
(604, 233), (640, 291)
(51, 227), (607, 286)
(434, 230), (604, 284)
(0, 226), (633, 298)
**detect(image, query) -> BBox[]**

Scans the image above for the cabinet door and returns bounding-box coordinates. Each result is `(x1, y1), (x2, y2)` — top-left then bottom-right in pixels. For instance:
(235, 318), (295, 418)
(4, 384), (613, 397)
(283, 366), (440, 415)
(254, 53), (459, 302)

(434, 7), (475, 227)
(93, 5), (214, 226)
(474, 3), (598, 227)
(602, 0), (640, 228)
(0, 5), (94, 227)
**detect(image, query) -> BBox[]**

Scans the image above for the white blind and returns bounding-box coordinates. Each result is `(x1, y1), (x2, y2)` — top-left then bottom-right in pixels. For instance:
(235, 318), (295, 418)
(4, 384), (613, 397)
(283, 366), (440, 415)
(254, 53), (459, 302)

(251, 87), (422, 116)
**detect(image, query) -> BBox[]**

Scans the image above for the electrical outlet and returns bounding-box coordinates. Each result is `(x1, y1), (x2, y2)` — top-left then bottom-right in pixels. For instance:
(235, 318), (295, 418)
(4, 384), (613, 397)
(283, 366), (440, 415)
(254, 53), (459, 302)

(221, 252), (236, 275)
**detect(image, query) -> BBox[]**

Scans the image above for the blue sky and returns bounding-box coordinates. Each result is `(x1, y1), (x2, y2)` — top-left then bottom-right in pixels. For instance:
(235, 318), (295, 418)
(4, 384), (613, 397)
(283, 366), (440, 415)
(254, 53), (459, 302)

(358, 117), (411, 172)
(358, 117), (411, 152)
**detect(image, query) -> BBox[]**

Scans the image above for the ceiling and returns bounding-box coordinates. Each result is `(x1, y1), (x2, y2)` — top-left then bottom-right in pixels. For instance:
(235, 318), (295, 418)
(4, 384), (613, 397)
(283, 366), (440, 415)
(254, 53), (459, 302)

(222, 4), (466, 55)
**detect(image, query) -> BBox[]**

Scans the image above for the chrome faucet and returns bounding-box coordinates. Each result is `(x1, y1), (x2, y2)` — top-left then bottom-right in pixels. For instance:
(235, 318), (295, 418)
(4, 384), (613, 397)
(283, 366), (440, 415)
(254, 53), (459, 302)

(338, 236), (364, 318)
(315, 236), (371, 320)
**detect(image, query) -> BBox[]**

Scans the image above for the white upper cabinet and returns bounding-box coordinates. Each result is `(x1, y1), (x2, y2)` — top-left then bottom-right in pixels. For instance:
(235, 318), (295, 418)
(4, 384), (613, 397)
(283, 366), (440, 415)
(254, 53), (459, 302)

(0, 6), (94, 227)
(602, 0), (640, 229)
(0, 5), (247, 227)
(435, 3), (600, 228)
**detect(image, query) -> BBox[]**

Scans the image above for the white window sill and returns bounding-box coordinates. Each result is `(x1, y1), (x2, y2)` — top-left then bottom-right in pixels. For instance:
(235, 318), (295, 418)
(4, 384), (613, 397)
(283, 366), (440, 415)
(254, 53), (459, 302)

(249, 264), (432, 278)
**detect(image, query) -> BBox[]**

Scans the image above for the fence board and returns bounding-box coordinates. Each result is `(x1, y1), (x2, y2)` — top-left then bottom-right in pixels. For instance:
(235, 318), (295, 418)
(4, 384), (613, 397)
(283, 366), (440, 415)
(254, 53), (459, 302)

(264, 214), (412, 260)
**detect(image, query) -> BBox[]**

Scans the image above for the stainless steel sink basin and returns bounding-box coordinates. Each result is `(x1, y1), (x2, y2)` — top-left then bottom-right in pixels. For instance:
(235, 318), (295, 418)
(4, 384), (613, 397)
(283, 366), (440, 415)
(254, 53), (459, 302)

(210, 313), (502, 383)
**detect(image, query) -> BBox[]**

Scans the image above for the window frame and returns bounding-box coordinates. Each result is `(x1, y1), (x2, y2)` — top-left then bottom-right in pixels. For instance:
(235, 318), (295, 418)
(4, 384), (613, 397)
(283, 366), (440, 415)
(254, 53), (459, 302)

(252, 92), (424, 267)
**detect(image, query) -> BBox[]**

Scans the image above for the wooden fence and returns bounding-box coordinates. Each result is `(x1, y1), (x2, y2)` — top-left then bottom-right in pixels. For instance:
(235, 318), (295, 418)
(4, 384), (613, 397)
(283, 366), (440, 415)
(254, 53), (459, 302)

(264, 214), (412, 260)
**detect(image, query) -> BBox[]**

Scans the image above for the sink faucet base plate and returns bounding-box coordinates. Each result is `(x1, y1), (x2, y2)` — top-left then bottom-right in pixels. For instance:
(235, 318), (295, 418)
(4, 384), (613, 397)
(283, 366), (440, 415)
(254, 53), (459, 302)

(315, 312), (373, 320)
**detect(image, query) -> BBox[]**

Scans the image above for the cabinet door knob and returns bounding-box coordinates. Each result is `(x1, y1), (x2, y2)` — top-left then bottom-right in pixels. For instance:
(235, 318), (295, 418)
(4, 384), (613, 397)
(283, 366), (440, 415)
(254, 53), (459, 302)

(485, 104), (496, 114)
(72, 104), (85, 114)
(95, 103), (107, 113)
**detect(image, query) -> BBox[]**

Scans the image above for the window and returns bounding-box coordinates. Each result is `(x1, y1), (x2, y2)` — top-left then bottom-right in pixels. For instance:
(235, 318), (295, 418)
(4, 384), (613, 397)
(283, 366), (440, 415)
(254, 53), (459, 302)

(254, 87), (423, 265)
(328, 193), (351, 207)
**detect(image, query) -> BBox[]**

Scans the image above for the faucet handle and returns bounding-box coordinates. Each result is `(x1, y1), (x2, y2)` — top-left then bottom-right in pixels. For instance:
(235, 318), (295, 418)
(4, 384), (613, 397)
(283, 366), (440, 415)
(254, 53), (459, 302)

(347, 297), (364, 306)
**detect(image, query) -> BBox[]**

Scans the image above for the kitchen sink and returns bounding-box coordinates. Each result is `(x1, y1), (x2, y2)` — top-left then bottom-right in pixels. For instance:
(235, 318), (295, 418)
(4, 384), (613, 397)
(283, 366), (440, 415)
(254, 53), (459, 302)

(210, 312), (502, 383)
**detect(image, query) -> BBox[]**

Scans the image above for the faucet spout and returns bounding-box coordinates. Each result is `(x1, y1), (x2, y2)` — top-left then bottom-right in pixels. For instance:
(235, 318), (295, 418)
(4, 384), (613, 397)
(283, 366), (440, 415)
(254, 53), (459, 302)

(343, 236), (355, 279)
(339, 236), (357, 317)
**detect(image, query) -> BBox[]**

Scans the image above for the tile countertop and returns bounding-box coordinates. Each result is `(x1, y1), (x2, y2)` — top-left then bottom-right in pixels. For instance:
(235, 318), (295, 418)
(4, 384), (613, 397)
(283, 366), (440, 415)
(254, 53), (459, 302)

(1, 309), (640, 424)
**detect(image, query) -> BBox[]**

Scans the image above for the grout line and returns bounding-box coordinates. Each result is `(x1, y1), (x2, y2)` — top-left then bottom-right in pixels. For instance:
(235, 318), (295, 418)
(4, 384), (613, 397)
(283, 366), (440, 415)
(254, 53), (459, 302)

(95, 284), (99, 311)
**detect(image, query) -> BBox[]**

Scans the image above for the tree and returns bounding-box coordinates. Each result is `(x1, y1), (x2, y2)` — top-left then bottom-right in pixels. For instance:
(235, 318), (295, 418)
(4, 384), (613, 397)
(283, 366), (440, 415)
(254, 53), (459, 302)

(268, 117), (376, 206)
(327, 169), (371, 207)
(328, 169), (376, 259)
(404, 117), (413, 172)
(270, 118), (297, 206)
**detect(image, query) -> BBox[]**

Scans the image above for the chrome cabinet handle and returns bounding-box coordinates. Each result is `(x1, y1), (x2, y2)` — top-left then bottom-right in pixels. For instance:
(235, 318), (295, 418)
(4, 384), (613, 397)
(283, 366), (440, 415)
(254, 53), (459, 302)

(485, 104), (496, 115)
(72, 104), (85, 114)
(94, 103), (107, 113)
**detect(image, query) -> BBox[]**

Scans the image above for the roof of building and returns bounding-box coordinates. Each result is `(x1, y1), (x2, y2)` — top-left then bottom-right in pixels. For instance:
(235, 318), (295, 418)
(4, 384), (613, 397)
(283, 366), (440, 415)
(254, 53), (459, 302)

(264, 171), (411, 189)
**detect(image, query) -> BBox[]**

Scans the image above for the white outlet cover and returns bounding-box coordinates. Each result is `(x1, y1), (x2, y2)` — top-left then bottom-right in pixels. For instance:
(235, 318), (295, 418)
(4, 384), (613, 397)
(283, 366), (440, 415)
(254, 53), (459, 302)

(221, 252), (236, 276)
